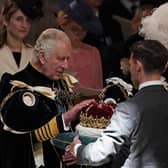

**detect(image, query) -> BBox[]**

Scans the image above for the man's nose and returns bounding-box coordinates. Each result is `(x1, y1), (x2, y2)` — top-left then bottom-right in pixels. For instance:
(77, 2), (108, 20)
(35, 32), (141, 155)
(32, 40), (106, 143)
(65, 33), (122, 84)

(61, 60), (68, 69)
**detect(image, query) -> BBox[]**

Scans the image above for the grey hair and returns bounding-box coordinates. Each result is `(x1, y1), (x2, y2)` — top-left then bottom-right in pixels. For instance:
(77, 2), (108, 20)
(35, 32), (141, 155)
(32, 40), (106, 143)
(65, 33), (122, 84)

(32, 28), (71, 63)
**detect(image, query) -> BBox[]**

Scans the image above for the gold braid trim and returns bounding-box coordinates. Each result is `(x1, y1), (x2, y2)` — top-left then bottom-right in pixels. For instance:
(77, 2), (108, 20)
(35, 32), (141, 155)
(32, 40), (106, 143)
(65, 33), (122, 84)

(63, 73), (78, 92)
(10, 80), (56, 100)
(34, 117), (59, 142)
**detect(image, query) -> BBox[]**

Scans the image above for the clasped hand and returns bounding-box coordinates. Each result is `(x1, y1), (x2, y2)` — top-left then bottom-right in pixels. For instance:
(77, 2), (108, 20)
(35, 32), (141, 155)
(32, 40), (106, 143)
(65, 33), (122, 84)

(62, 136), (81, 165)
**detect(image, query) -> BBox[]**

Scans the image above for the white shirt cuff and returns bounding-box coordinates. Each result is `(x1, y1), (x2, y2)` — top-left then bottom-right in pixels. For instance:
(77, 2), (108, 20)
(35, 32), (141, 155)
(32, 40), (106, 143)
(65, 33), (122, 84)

(62, 115), (70, 131)
(74, 143), (82, 156)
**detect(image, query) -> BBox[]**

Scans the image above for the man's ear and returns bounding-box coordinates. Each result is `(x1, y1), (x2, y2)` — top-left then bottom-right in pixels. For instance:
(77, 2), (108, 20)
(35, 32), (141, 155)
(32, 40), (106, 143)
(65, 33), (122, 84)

(136, 60), (143, 72)
(38, 50), (46, 64)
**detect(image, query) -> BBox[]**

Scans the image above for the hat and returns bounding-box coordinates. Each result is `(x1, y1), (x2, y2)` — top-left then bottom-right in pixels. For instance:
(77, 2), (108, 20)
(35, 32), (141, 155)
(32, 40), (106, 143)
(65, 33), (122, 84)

(57, 0), (103, 36)
(139, 2), (168, 49)
(15, 0), (43, 20)
(0, 89), (58, 132)
(104, 77), (133, 103)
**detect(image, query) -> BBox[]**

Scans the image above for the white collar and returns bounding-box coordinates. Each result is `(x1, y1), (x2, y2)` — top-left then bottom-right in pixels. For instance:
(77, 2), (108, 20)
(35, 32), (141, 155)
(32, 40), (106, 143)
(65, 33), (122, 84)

(139, 80), (162, 90)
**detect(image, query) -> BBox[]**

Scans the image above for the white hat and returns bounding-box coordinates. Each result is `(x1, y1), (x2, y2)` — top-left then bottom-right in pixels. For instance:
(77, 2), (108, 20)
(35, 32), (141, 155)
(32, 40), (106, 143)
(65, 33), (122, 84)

(139, 2), (168, 49)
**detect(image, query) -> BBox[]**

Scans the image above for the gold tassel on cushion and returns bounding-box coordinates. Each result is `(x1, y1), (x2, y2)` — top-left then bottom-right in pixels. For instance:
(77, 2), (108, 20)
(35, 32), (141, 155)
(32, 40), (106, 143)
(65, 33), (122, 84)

(34, 117), (59, 142)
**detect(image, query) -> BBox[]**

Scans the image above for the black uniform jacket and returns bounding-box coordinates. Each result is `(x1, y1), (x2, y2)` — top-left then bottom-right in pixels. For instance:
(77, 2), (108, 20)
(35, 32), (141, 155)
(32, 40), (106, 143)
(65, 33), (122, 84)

(0, 63), (71, 168)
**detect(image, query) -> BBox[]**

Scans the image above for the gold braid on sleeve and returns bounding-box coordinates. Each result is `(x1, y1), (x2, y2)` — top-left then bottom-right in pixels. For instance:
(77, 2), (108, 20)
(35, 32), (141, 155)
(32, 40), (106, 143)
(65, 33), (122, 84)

(34, 117), (60, 142)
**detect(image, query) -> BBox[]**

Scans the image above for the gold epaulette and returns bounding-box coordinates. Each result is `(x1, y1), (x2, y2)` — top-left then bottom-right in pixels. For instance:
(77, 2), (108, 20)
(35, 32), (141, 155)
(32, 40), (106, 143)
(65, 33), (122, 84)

(34, 117), (59, 142)
(63, 73), (78, 92)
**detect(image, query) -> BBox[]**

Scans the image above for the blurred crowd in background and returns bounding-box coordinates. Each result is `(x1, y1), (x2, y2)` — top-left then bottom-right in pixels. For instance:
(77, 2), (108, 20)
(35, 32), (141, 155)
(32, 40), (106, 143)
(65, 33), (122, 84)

(1, 0), (168, 86)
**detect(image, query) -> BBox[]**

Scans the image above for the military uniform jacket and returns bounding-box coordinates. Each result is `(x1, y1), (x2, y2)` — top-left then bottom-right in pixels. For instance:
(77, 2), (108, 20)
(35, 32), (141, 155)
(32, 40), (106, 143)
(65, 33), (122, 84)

(0, 64), (72, 168)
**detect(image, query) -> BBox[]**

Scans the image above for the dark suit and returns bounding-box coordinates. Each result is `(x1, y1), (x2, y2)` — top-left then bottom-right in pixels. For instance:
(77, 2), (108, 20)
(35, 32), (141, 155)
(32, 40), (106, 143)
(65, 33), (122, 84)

(103, 0), (137, 20)
(77, 84), (168, 167)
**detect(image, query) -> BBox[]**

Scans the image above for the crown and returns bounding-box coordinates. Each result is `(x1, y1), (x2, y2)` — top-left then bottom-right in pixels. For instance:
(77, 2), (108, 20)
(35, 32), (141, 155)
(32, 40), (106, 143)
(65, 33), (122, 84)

(79, 77), (133, 129)
(80, 102), (116, 129)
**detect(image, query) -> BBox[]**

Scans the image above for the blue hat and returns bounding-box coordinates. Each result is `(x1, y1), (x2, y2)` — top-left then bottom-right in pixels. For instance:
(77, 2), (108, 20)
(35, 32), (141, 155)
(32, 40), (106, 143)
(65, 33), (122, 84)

(57, 0), (103, 35)
(14, 0), (43, 20)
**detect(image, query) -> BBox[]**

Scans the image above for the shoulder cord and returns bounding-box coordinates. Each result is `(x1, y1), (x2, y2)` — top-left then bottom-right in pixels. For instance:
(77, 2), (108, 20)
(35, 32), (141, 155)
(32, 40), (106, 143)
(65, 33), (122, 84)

(30, 133), (45, 168)
(0, 90), (20, 127)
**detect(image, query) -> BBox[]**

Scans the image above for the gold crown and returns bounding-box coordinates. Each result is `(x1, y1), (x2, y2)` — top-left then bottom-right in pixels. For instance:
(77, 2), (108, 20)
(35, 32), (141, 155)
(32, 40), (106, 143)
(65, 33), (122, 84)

(79, 102), (115, 129)
(80, 112), (111, 129)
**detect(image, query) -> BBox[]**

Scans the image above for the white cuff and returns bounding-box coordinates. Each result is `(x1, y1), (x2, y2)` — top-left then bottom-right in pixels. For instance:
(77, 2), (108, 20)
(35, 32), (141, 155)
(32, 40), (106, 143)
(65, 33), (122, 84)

(74, 143), (82, 156)
(62, 115), (70, 131)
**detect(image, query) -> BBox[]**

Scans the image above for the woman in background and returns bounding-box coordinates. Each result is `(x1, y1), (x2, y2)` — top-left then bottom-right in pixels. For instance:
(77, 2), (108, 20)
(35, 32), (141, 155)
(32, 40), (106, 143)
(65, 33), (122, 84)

(0, 0), (43, 79)
(56, 11), (103, 91)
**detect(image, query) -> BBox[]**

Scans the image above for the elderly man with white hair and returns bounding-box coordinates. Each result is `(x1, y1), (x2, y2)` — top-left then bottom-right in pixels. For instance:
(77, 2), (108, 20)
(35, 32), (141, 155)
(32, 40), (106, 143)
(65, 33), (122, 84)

(0, 28), (95, 168)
